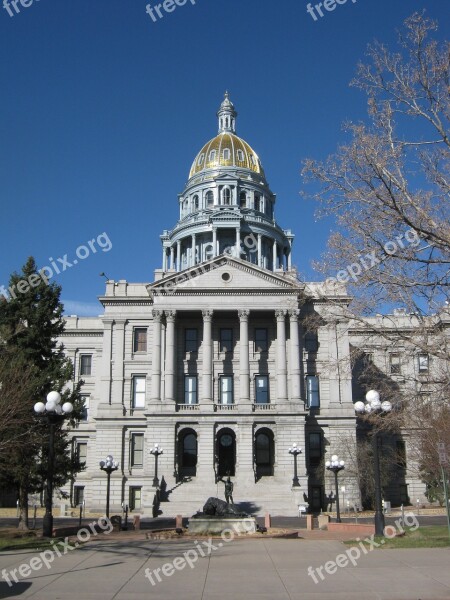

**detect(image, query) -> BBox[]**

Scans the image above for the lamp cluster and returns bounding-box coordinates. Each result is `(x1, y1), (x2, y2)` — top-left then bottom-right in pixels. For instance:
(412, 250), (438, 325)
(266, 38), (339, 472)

(99, 455), (119, 471)
(354, 390), (392, 415)
(150, 443), (163, 456)
(288, 442), (302, 456)
(325, 455), (345, 471)
(34, 391), (73, 416)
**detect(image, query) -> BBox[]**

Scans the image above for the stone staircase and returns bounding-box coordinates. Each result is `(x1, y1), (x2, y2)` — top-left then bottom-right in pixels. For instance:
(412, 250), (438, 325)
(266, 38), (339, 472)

(156, 476), (304, 518)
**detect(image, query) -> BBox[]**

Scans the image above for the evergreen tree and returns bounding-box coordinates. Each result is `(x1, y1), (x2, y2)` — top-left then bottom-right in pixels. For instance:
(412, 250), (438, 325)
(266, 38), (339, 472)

(0, 257), (84, 530)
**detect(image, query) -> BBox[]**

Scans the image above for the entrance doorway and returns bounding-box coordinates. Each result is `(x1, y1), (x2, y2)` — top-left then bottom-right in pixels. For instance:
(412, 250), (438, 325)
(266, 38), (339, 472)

(216, 429), (236, 477)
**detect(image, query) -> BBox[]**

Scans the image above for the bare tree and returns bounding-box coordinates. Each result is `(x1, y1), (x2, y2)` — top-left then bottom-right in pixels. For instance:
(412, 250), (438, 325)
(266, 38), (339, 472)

(302, 12), (450, 483)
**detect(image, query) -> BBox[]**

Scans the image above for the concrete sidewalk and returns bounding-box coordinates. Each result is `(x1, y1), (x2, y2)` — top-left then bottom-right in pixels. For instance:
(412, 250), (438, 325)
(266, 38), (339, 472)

(0, 537), (449, 599)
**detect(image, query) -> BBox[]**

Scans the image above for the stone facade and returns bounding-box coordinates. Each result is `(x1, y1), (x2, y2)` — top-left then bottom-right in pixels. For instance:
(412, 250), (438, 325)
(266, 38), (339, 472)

(60, 95), (429, 516)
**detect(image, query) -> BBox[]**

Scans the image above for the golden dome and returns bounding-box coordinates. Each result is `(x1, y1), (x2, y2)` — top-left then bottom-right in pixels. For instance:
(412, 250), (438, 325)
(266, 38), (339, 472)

(189, 132), (265, 179)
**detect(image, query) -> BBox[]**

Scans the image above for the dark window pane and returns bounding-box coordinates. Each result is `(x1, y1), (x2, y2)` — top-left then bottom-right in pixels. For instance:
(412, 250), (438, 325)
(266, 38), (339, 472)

(185, 329), (198, 352)
(255, 375), (269, 404)
(255, 328), (268, 352)
(306, 376), (320, 408)
(220, 329), (233, 353)
(133, 328), (147, 352)
(80, 355), (92, 376)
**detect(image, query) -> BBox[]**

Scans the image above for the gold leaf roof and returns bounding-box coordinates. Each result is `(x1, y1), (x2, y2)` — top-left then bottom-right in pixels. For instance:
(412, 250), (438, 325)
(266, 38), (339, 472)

(189, 132), (265, 179)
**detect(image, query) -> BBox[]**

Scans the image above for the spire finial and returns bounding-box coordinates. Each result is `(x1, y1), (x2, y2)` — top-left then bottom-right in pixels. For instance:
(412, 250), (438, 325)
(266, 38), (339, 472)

(217, 92), (237, 134)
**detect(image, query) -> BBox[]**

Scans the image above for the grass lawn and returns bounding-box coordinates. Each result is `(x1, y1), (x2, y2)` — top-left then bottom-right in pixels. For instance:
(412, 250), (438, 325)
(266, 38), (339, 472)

(0, 529), (61, 552)
(345, 526), (450, 549)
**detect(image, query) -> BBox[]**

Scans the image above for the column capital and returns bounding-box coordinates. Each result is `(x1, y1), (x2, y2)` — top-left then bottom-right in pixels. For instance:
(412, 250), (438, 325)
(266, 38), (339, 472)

(152, 310), (163, 322)
(202, 309), (214, 322)
(238, 309), (250, 321)
(165, 310), (176, 323)
(275, 309), (287, 321)
(288, 309), (300, 319)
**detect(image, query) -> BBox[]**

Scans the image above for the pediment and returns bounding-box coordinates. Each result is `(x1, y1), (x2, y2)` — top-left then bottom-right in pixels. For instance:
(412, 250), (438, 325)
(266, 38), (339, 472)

(148, 255), (303, 295)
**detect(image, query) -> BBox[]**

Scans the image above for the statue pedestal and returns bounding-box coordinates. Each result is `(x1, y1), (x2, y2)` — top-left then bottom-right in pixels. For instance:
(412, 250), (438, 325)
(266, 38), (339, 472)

(188, 517), (257, 535)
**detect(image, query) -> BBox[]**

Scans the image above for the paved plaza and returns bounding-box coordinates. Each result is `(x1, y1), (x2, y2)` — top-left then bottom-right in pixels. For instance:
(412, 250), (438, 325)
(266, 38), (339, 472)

(0, 535), (449, 600)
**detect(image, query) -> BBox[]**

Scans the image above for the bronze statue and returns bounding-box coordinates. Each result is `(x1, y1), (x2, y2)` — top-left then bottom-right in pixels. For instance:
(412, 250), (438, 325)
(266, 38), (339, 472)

(199, 497), (247, 517)
(224, 476), (234, 504)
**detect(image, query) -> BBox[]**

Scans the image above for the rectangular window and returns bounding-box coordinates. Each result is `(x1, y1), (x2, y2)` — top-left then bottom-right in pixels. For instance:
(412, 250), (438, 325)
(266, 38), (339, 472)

(399, 484), (409, 504)
(396, 440), (407, 468)
(133, 328), (147, 353)
(220, 328), (233, 353)
(184, 375), (198, 405)
(129, 487), (142, 511)
(131, 433), (144, 467)
(390, 354), (401, 375)
(418, 354), (429, 373)
(308, 433), (322, 467)
(132, 376), (146, 409)
(74, 486), (85, 506)
(255, 375), (269, 404)
(304, 332), (318, 353)
(220, 376), (233, 405)
(255, 328), (268, 352)
(76, 441), (87, 464)
(185, 329), (198, 353)
(306, 376), (320, 408)
(80, 395), (90, 421)
(362, 352), (374, 367)
(80, 355), (92, 376)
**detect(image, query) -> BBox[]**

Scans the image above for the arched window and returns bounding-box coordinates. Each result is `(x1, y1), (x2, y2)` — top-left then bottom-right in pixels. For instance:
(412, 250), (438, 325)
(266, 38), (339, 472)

(223, 148), (230, 161)
(209, 150), (217, 162)
(223, 188), (231, 205)
(193, 195), (199, 210)
(255, 428), (274, 478)
(240, 191), (247, 208)
(179, 429), (197, 478)
(237, 150), (244, 162)
(254, 194), (261, 212)
(217, 428), (236, 477)
(197, 153), (205, 166)
(206, 190), (214, 207)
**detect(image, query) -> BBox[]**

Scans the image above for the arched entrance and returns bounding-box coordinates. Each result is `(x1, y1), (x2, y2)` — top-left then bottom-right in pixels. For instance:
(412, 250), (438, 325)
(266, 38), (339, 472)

(216, 428), (236, 477)
(255, 428), (274, 478)
(178, 429), (198, 478)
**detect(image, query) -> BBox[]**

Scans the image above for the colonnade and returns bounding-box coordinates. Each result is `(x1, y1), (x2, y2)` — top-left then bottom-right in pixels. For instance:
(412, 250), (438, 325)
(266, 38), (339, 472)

(150, 308), (302, 405)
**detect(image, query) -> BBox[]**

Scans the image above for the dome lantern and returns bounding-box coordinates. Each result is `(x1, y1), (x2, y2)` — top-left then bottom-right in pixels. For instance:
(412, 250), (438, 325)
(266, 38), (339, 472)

(217, 91), (237, 134)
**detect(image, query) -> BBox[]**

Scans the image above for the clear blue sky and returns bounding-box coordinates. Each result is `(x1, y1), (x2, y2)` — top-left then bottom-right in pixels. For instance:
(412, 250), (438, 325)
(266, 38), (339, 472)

(0, 0), (447, 315)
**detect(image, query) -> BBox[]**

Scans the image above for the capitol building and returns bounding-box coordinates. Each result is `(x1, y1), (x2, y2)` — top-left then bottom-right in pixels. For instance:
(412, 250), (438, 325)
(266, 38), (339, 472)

(61, 94), (427, 516)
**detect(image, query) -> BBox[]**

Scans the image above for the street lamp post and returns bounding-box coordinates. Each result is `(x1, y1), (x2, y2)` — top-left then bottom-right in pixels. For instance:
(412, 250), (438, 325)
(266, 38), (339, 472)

(325, 455), (345, 523)
(34, 391), (73, 538)
(150, 443), (163, 487)
(99, 455), (119, 518)
(288, 443), (302, 487)
(354, 389), (392, 536)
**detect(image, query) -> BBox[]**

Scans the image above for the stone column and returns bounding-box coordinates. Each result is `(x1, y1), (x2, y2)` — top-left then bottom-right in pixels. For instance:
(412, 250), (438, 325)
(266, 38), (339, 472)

(273, 240), (277, 270)
(170, 246), (175, 270)
(176, 240), (181, 271)
(212, 228), (217, 258)
(289, 309), (301, 402)
(202, 310), (213, 403)
(288, 242), (292, 270)
(162, 248), (168, 271)
(100, 319), (114, 405)
(151, 310), (163, 402)
(257, 234), (262, 267)
(191, 234), (196, 267)
(275, 310), (288, 402)
(235, 228), (240, 258)
(164, 311), (176, 402)
(238, 310), (250, 403)
(111, 320), (126, 405)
